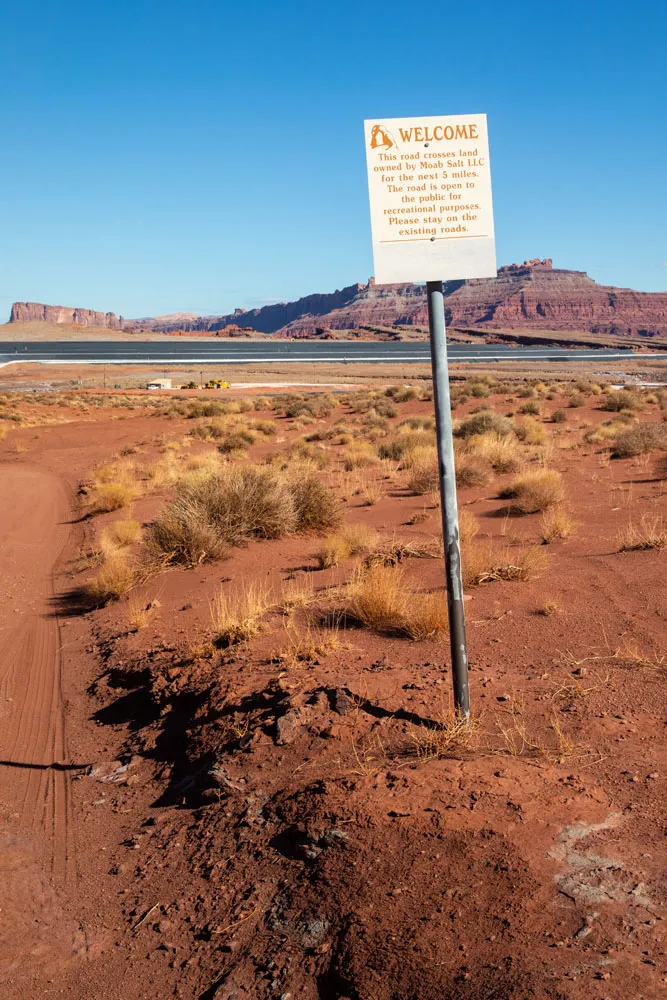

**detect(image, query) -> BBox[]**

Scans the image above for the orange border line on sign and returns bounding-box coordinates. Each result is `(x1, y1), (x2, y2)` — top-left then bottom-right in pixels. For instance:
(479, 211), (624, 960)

(379, 235), (490, 244)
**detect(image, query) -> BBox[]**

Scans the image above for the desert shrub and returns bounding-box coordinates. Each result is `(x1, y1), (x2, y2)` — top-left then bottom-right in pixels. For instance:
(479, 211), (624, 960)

(516, 385), (535, 399)
(385, 385), (419, 403)
(600, 390), (641, 412)
(499, 469), (564, 514)
(216, 429), (256, 454)
(149, 466), (338, 565)
(468, 381), (491, 398)
(611, 423), (667, 458)
(655, 455), (667, 480)
(519, 400), (541, 415)
(251, 419), (277, 436)
(568, 393), (585, 408)
(284, 394), (337, 419)
(359, 411), (390, 436)
(454, 410), (513, 439)
(86, 553), (135, 604)
(455, 454), (492, 487)
(317, 522), (377, 568)
(552, 409), (567, 423)
(514, 416), (547, 445)
(290, 473), (342, 532)
(371, 397), (398, 418)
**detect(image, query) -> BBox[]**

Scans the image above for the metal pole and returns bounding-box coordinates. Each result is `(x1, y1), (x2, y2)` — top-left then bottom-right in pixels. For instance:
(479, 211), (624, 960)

(426, 280), (470, 718)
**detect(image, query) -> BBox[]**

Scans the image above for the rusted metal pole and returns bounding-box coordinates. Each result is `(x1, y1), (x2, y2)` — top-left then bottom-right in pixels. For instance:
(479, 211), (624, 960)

(426, 280), (470, 717)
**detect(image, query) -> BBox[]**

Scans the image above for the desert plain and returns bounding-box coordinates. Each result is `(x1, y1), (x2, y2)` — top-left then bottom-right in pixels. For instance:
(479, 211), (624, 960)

(1, 362), (667, 1000)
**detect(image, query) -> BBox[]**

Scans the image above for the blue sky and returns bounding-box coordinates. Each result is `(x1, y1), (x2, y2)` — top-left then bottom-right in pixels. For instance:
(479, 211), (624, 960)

(1, 0), (665, 321)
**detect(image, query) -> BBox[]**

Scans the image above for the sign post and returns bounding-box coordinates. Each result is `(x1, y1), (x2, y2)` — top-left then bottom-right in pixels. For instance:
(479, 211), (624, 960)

(364, 113), (496, 717)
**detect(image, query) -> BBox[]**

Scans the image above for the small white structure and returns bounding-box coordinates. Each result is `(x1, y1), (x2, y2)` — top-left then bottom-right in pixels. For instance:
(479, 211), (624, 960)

(146, 378), (172, 390)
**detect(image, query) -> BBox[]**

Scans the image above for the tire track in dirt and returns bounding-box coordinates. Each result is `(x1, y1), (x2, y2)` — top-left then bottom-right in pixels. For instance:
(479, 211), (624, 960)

(0, 465), (73, 883)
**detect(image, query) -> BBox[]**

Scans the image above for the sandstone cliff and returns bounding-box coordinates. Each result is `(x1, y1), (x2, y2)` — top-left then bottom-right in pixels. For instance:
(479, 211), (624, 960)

(9, 261), (667, 340)
(10, 301), (123, 329)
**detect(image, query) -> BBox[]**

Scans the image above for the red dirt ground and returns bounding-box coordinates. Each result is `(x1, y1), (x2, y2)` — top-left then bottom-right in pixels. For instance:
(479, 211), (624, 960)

(1, 381), (666, 999)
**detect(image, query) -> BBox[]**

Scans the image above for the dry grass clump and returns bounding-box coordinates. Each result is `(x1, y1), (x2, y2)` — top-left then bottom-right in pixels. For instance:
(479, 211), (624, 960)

(379, 429), (436, 461)
(540, 505), (578, 543)
(343, 441), (378, 470)
(385, 384), (420, 403)
(519, 399), (541, 415)
(654, 454), (667, 480)
(289, 440), (331, 469)
(458, 509), (480, 546)
(406, 709), (477, 761)
(91, 458), (141, 511)
(127, 595), (158, 631)
(406, 447), (439, 494)
(278, 575), (315, 613)
(454, 410), (512, 439)
(611, 423), (667, 458)
(584, 419), (631, 445)
(270, 622), (341, 667)
(85, 553), (135, 604)
(149, 466), (340, 566)
(398, 416), (435, 431)
(292, 473), (343, 530)
(355, 473), (382, 507)
(210, 582), (272, 646)
(93, 481), (138, 512)
(462, 540), (547, 586)
(538, 598), (561, 616)
(102, 518), (142, 548)
(282, 393), (338, 419)
(216, 429), (257, 454)
(363, 536), (441, 568)
(568, 393), (585, 408)
(499, 468), (564, 514)
(341, 563), (447, 639)
(600, 389), (641, 412)
(317, 524), (376, 568)
(455, 453), (492, 487)
(618, 513), (667, 551)
(551, 408), (567, 423)
(463, 432), (522, 473)
(513, 416), (547, 445)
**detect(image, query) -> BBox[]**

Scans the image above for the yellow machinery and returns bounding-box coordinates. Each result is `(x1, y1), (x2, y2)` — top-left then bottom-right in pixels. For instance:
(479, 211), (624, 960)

(204, 379), (229, 389)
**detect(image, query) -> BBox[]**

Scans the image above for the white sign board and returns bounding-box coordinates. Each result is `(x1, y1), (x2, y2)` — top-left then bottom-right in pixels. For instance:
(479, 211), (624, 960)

(364, 114), (496, 284)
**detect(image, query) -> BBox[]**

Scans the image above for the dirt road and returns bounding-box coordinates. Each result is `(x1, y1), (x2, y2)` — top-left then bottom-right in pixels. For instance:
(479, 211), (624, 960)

(0, 466), (75, 982)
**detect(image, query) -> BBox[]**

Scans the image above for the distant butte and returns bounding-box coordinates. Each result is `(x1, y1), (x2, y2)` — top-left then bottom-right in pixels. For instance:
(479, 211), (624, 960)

(9, 259), (667, 340)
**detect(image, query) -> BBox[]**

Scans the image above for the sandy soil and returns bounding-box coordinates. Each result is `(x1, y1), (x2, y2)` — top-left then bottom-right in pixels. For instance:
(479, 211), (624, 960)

(1, 377), (667, 998)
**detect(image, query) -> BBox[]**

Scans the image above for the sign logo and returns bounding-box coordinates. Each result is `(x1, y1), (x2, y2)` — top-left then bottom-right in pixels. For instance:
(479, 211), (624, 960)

(369, 124), (395, 151)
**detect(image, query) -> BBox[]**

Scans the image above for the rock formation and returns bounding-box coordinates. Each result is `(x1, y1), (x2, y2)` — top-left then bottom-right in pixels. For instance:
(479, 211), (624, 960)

(9, 260), (667, 340)
(10, 301), (123, 329)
